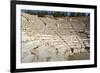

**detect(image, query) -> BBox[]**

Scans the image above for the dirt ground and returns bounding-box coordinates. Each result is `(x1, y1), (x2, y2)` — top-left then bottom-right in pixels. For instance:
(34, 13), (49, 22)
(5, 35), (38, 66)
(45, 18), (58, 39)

(68, 52), (90, 60)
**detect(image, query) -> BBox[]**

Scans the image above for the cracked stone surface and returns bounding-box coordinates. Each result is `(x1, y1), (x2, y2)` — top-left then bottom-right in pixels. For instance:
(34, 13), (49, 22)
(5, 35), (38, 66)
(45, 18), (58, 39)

(21, 13), (90, 63)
